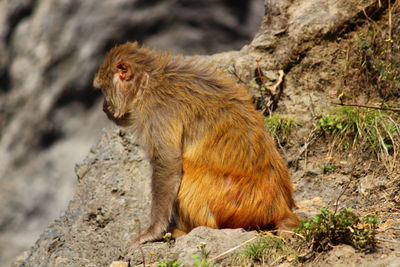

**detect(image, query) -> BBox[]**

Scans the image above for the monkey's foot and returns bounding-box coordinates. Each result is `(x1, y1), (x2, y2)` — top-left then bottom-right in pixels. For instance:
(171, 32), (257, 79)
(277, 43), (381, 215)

(171, 228), (187, 238)
(276, 211), (300, 231)
(127, 230), (163, 258)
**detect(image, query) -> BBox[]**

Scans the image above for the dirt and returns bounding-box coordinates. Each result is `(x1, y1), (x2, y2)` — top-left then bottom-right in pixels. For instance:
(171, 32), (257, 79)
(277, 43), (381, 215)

(276, 9), (400, 265)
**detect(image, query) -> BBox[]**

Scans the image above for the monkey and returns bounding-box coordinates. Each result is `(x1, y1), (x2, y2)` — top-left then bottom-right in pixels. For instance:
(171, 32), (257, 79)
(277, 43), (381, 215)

(93, 42), (299, 250)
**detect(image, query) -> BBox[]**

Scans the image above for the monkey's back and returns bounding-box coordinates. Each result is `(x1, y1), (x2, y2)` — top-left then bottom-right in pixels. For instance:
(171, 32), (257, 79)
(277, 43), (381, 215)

(168, 67), (299, 232)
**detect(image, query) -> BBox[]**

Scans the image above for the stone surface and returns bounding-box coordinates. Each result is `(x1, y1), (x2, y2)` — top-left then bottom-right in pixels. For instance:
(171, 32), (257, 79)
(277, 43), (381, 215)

(0, 0), (263, 265)
(110, 262), (128, 267)
(12, 127), (152, 267)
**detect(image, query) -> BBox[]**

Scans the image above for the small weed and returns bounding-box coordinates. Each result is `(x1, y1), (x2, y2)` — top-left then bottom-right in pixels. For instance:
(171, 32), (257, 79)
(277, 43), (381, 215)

(191, 242), (212, 267)
(162, 232), (175, 248)
(163, 232), (172, 242)
(264, 115), (297, 145)
(316, 106), (400, 168)
(234, 234), (292, 266)
(192, 255), (210, 267)
(156, 260), (181, 267)
(295, 208), (378, 252)
(243, 235), (284, 261)
(321, 164), (339, 173)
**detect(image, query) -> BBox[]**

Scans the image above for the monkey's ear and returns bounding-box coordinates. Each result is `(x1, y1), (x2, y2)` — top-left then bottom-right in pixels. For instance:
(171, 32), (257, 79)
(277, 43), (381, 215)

(116, 60), (133, 81)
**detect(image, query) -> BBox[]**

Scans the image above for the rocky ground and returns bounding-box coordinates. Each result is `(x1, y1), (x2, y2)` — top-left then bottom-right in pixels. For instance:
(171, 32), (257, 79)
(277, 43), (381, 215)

(0, 0), (263, 266)
(2, 0), (400, 266)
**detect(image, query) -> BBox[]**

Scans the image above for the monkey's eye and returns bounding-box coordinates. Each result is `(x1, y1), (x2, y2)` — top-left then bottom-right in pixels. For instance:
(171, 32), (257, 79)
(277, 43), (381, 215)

(117, 63), (127, 71)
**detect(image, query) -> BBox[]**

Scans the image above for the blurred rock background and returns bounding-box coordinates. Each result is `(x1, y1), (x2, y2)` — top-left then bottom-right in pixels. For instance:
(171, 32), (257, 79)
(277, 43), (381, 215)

(0, 0), (263, 266)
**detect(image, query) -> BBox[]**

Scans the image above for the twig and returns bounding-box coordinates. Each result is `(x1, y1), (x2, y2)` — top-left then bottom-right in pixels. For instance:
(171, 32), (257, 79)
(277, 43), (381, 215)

(308, 93), (316, 119)
(230, 64), (246, 84)
(361, 7), (382, 33)
(261, 70), (285, 115)
(270, 70), (285, 94)
(387, 0), (399, 43)
(376, 237), (400, 244)
(388, 0), (392, 41)
(332, 102), (400, 112)
(256, 58), (266, 88)
(296, 128), (319, 168)
(140, 246), (146, 267)
(377, 227), (400, 232)
(333, 181), (350, 216)
(270, 255), (286, 266)
(268, 229), (306, 240)
(209, 236), (257, 262)
(273, 132), (289, 161)
(209, 230), (306, 263)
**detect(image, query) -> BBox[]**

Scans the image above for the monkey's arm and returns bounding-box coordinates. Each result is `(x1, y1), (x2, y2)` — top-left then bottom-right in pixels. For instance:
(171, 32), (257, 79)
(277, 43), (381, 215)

(132, 119), (183, 247)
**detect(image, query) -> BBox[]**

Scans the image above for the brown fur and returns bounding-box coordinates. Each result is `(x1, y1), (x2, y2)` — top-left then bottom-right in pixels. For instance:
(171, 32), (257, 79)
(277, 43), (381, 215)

(93, 42), (299, 249)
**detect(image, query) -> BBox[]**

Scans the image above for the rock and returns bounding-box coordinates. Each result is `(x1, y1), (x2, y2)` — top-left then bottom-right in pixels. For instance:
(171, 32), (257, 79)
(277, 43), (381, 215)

(109, 261), (128, 267)
(12, 128), (152, 267)
(247, 0), (377, 69)
(10, 128), (258, 266)
(172, 227), (257, 266)
(127, 227), (258, 266)
(310, 245), (400, 267)
(0, 0), (264, 265)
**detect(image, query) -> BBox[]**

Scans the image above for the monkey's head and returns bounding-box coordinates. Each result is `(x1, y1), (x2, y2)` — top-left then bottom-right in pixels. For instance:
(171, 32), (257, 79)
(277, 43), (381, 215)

(93, 42), (152, 125)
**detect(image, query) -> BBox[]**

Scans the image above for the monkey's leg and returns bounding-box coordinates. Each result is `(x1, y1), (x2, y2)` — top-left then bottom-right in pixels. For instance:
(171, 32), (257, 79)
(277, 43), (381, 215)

(130, 152), (183, 253)
(176, 165), (223, 230)
(178, 163), (298, 231)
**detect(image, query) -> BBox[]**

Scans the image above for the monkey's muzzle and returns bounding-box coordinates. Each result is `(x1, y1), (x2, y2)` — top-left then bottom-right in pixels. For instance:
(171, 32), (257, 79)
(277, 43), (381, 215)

(103, 100), (116, 120)
(103, 99), (129, 126)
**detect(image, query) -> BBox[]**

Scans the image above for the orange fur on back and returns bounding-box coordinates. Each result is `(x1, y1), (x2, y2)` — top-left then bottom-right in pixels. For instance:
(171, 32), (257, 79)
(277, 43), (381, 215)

(176, 89), (299, 232)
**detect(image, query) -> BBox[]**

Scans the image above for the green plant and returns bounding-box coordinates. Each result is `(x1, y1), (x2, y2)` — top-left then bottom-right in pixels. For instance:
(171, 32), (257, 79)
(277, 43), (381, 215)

(321, 164), (339, 173)
(264, 115), (297, 145)
(156, 260), (181, 267)
(243, 235), (285, 261)
(233, 234), (290, 266)
(191, 242), (212, 267)
(316, 106), (399, 163)
(161, 232), (175, 248)
(191, 255), (210, 267)
(295, 208), (378, 252)
(163, 232), (172, 242)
